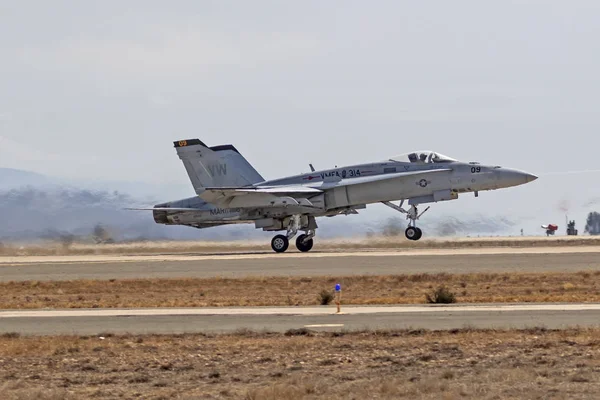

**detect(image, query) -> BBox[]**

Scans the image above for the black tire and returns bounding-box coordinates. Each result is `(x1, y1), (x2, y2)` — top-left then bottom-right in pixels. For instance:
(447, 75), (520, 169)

(271, 235), (289, 253)
(296, 234), (314, 252)
(405, 227), (418, 241)
(414, 227), (423, 241)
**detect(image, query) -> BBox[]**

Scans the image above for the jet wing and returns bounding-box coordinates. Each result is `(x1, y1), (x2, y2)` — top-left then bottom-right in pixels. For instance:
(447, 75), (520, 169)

(200, 185), (323, 208)
(125, 207), (203, 212)
(203, 185), (322, 194)
(233, 186), (322, 194)
(312, 168), (452, 189)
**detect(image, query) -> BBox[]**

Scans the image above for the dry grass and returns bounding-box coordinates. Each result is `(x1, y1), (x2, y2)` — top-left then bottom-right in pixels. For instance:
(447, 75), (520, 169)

(1, 328), (600, 399)
(2, 271), (600, 309)
(1, 235), (599, 257)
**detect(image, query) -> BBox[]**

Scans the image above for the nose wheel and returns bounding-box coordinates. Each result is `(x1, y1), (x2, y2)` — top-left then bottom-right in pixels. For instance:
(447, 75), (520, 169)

(405, 227), (422, 241)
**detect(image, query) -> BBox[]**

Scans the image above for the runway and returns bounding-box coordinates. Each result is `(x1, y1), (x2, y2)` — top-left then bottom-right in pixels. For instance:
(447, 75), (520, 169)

(2, 246), (599, 336)
(0, 246), (599, 281)
(1, 304), (599, 335)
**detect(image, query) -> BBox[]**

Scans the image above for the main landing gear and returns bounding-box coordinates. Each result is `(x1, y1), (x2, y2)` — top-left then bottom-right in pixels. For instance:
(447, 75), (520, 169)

(382, 200), (430, 241)
(270, 215), (316, 253)
(271, 235), (289, 253)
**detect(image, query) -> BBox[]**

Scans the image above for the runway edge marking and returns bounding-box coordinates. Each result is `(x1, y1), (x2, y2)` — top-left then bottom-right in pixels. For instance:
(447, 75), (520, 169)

(3, 304), (600, 318)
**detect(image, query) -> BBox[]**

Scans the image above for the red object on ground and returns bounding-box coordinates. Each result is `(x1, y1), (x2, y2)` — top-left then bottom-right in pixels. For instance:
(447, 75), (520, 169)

(547, 224), (558, 231)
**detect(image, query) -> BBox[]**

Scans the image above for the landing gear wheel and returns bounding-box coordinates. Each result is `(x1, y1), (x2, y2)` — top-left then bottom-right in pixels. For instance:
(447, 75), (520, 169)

(414, 227), (423, 241)
(295, 234), (314, 252)
(271, 235), (289, 253)
(405, 227), (421, 241)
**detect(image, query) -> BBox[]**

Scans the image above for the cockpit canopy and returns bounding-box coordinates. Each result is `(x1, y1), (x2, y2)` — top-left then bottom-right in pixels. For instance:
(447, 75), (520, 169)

(389, 151), (457, 164)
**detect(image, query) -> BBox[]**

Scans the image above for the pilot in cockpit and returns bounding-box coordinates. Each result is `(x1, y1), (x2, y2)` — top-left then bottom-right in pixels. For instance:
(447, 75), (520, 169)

(395, 151), (455, 164)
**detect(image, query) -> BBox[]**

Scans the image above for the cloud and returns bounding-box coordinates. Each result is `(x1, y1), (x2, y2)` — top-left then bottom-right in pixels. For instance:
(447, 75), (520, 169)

(0, 135), (62, 164)
(17, 27), (320, 82)
(0, 135), (101, 174)
(148, 94), (171, 107)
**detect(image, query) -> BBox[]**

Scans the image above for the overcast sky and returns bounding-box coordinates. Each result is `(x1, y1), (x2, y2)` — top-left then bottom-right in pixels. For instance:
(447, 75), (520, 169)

(1, 1), (600, 227)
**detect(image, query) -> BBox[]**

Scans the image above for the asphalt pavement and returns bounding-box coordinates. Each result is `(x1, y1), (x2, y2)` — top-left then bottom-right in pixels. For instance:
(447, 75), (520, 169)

(1, 304), (599, 335)
(1, 247), (599, 281)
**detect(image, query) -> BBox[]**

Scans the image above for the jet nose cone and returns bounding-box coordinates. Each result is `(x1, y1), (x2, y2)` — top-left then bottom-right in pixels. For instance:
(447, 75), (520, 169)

(525, 173), (538, 183)
(494, 168), (538, 188)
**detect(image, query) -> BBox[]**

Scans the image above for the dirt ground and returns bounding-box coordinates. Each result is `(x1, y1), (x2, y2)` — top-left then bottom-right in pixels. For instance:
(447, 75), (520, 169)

(1, 328), (599, 399)
(2, 271), (599, 309)
(1, 236), (598, 257)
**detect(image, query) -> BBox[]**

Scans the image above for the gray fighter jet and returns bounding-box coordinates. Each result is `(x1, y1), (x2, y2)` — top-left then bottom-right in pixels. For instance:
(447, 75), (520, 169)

(133, 139), (537, 253)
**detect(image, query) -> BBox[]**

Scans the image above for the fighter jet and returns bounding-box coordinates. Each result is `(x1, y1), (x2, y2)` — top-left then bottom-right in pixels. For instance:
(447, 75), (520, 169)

(132, 139), (537, 253)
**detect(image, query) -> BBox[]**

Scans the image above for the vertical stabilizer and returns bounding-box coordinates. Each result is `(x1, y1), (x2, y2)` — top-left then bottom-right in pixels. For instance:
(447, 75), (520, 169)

(174, 139), (264, 194)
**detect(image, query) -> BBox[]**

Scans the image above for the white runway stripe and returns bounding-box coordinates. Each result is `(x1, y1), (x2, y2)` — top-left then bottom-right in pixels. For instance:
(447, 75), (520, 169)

(2, 303), (600, 319)
(2, 246), (600, 265)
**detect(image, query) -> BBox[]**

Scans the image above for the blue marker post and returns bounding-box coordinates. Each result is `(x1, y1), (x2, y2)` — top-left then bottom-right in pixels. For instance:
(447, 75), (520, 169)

(335, 283), (342, 314)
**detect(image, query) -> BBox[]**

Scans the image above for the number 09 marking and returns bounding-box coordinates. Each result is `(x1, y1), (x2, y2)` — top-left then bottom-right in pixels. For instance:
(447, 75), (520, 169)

(178, 140), (188, 147)
(471, 167), (481, 173)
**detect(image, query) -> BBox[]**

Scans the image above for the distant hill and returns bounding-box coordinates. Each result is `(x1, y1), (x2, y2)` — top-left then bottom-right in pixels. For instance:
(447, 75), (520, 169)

(0, 168), (53, 190)
(0, 185), (257, 241)
(0, 168), (192, 241)
(0, 168), (239, 241)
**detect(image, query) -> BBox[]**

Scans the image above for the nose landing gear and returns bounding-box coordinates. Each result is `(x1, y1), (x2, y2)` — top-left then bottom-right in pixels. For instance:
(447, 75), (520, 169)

(382, 200), (430, 241)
